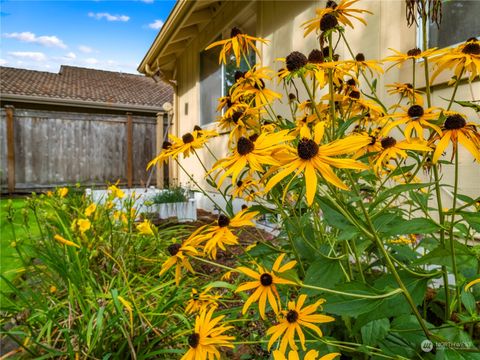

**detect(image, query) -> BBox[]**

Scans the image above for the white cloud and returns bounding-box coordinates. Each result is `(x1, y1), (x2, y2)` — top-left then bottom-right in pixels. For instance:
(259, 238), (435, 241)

(3, 31), (66, 48)
(78, 45), (93, 53)
(88, 12), (129, 22)
(148, 19), (164, 30)
(84, 57), (99, 64)
(140, 0), (154, 3)
(8, 51), (47, 61)
(0, 58), (7, 66)
(65, 52), (76, 60)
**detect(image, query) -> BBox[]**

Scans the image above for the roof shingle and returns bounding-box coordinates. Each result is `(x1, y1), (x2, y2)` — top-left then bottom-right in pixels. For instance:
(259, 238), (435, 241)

(0, 65), (172, 109)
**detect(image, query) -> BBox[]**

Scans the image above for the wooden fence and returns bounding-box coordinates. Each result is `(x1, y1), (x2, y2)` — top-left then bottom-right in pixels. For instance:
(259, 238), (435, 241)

(0, 106), (160, 193)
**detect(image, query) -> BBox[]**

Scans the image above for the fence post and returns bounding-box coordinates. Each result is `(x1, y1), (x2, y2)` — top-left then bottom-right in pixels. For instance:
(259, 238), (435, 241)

(126, 112), (133, 188)
(5, 105), (15, 194)
(155, 112), (164, 188)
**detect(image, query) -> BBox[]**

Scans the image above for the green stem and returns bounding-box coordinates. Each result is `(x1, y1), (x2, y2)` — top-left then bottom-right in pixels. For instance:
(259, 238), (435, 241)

(328, 33), (336, 139)
(299, 283), (403, 299)
(447, 67), (465, 110)
(351, 239), (366, 282)
(299, 74), (330, 141)
(449, 146), (462, 314)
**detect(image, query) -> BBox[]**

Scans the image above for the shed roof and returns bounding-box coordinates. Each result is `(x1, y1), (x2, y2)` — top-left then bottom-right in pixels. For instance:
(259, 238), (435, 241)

(0, 65), (173, 112)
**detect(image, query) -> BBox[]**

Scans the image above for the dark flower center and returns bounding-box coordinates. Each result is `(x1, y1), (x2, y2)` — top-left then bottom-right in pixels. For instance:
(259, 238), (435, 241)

(194, 125), (202, 131)
(236, 180), (243, 187)
(168, 243), (181, 256)
(188, 333), (200, 348)
(254, 79), (266, 90)
(326, 0), (338, 9)
(406, 83), (413, 89)
(369, 136), (377, 145)
(308, 49), (324, 63)
(462, 42), (480, 55)
(260, 273), (273, 286)
(218, 214), (230, 227)
(349, 90), (360, 99)
(237, 137), (255, 155)
(232, 111), (243, 124)
(182, 133), (194, 144)
(346, 78), (356, 86)
(192, 293), (199, 300)
(235, 70), (246, 81)
(320, 13), (338, 31)
(230, 27), (242, 37)
(355, 53), (366, 62)
(381, 137), (397, 149)
(297, 139), (319, 160)
(249, 134), (259, 142)
(286, 51), (308, 72)
(444, 114), (466, 130)
(241, 204), (248, 210)
(288, 93), (297, 101)
(286, 310), (299, 323)
(407, 48), (422, 57)
(162, 141), (172, 150)
(407, 105), (424, 118)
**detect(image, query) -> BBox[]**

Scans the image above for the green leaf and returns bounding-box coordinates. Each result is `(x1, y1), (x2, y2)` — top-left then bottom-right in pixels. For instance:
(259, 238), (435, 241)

(461, 291), (476, 315)
(382, 218), (441, 236)
(303, 257), (343, 292)
(369, 183), (432, 210)
(361, 318), (390, 346)
(460, 212), (480, 232)
(450, 99), (480, 112)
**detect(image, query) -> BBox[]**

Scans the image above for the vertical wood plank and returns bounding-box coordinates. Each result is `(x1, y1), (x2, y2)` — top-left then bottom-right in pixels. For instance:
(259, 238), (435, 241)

(5, 105), (15, 193)
(126, 112), (133, 188)
(156, 112), (164, 188)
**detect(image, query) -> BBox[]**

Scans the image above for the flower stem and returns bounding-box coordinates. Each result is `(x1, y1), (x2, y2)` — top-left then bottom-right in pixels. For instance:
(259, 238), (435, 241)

(299, 283), (403, 299)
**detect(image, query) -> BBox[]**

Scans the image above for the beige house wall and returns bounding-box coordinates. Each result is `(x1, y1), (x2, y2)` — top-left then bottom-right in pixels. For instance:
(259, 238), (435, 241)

(169, 0), (479, 209)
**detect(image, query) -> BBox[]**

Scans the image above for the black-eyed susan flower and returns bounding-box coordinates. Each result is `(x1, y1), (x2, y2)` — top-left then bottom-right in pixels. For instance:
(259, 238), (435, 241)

(431, 38), (480, 83)
(303, 0), (372, 36)
(160, 241), (198, 286)
(265, 123), (371, 205)
(185, 288), (221, 315)
(273, 350), (341, 360)
(351, 132), (383, 159)
(386, 82), (424, 106)
(205, 27), (268, 67)
(267, 294), (335, 353)
(373, 136), (431, 174)
(211, 131), (292, 187)
(232, 177), (262, 201)
(381, 105), (442, 141)
(188, 210), (258, 259)
(347, 53), (384, 76)
(236, 253), (297, 319)
(430, 113), (480, 163)
(383, 47), (444, 70)
(180, 306), (234, 360)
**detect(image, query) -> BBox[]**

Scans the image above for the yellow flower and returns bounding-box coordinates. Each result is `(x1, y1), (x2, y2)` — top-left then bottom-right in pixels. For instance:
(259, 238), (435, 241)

(386, 83), (424, 106)
(465, 278), (480, 292)
(185, 288), (221, 315)
(46, 191), (53, 197)
(231, 177), (261, 201)
(49, 285), (57, 294)
(383, 47), (444, 70)
(57, 187), (69, 198)
(265, 123), (370, 206)
(211, 130), (293, 187)
(108, 184), (125, 199)
(430, 114), (480, 163)
(205, 26), (268, 67)
(74, 219), (92, 234)
(346, 55), (384, 76)
(160, 242), (198, 285)
(267, 294), (335, 353)
(181, 306), (234, 360)
(388, 234), (417, 245)
(381, 105), (442, 141)
(187, 210), (258, 259)
(136, 219), (154, 235)
(54, 234), (80, 248)
(273, 350), (341, 360)
(431, 38), (480, 83)
(85, 203), (97, 217)
(373, 137), (431, 174)
(303, 0), (372, 36)
(236, 253), (297, 319)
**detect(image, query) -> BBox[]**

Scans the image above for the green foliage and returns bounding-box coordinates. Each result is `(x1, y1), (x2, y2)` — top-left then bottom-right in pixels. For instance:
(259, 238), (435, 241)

(152, 186), (189, 204)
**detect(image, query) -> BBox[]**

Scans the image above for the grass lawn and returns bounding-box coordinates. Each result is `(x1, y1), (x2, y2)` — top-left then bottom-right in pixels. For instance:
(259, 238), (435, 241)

(0, 197), (40, 304)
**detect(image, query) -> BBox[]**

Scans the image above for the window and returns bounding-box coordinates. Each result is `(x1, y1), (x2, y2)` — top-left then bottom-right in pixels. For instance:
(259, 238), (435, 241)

(426, 0), (479, 49)
(199, 16), (257, 125)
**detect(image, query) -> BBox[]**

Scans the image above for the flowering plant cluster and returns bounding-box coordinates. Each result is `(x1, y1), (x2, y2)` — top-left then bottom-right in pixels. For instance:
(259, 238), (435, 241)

(148, 0), (480, 358)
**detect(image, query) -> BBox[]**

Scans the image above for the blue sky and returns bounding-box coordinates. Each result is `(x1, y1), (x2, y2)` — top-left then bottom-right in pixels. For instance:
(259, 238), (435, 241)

(0, 0), (176, 73)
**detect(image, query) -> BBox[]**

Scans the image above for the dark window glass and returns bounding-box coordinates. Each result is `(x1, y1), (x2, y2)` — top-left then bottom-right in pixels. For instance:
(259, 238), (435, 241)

(428, 0), (480, 48)
(223, 51), (256, 94)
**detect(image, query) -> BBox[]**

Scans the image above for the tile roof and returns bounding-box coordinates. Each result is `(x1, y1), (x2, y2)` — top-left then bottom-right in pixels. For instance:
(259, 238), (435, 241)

(0, 65), (172, 109)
